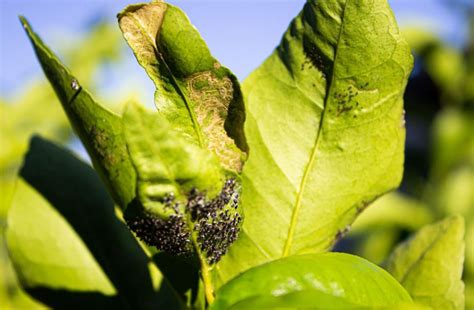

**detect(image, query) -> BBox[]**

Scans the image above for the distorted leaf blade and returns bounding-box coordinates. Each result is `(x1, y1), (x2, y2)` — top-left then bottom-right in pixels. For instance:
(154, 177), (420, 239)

(118, 2), (247, 172)
(122, 102), (225, 217)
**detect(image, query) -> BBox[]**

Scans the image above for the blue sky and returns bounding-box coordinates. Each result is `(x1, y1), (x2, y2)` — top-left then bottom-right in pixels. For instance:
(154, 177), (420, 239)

(0, 0), (470, 105)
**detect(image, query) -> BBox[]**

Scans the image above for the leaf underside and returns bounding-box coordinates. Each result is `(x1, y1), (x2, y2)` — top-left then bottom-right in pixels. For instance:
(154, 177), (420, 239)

(216, 0), (413, 284)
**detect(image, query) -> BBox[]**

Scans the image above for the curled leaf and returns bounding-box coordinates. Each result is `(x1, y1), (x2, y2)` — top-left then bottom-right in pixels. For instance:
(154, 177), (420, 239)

(118, 1), (247, 173)
(123, 103), (243, 264)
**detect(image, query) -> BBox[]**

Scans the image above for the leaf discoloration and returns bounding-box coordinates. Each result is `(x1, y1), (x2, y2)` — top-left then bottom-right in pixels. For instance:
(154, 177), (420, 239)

(118, 3), (247, 173)
(186, 71), (243, 172)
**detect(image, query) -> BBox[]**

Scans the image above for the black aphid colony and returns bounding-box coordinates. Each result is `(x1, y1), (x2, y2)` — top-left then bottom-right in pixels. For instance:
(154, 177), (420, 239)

(125, 178), (242, 264)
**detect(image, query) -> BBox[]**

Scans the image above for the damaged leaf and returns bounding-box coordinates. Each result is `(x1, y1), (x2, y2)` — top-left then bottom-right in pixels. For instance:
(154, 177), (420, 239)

(118, 1), (247, 173)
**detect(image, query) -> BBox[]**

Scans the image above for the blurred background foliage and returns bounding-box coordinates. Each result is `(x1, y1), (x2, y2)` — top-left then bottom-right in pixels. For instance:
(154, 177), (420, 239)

(0, 0), (473, 308)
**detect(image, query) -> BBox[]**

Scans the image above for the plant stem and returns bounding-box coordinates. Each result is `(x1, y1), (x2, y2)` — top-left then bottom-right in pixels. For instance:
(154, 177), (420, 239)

(186, 215), (215, 305)
(199, 255), (215, 304)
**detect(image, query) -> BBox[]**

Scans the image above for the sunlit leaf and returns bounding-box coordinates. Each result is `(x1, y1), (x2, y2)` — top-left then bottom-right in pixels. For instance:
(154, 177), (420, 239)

(212, 253), (412, 309)
(386, 216), (465, 309)
(122, 102), (225, 217)
(20, 17), (136, 209)
(217, 0), (413, 284)
(118, 1), (247, 173)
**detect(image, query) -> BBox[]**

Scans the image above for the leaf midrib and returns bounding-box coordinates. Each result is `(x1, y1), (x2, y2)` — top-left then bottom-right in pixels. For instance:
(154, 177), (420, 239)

(281, 0), (349, 257)
(126, 7), (205, 148)
(398, 226), (447, 284)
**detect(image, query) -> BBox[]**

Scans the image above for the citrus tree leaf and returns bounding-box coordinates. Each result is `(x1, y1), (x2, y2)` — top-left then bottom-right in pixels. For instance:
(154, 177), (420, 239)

(350, 193), (433, 233)
(7, 180), (118, 307)
(211, 253), (412, 309)
(20, 17), (136, 210)
(219, 290), (358, 309)
(118, 1), (247, 173)
(386, 216), (465, 310)
(0, 21), (125, 310)
(217, 0), (413, 283)
(122, 103), (243, 303)
(6, 137), (183, 309)
(122, 101), (225, 217)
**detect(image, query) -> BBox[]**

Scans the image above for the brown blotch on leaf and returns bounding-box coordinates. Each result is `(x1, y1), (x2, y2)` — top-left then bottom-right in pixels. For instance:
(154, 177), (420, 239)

(186, 71), (243, 172)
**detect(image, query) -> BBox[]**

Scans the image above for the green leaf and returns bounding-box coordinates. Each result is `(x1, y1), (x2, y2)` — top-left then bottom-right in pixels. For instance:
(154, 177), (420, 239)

(20, 17), (136, 210)
(211, 253), (412, 309)
(6, 137), (183, 309)
(118, 1), (247, 173)
(386, 216), (465, 309)
(122, 101), (244, 304)
(217, 0), (413, 283)
(122, 102), (225, 217)
(122, 103), (243, 293)
(0, 22), (124, 310)
(222, 290), (358, 309)
(7, 179), (120, 307)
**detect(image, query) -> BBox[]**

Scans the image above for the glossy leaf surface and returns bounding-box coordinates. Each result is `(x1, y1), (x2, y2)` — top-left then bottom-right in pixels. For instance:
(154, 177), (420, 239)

(212, 253), (412, 309)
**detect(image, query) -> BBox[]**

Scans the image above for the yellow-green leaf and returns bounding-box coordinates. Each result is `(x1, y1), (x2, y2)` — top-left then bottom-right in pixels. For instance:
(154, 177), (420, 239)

(386, 216), (465, 310)
(118, 1), (247, 173)
(217, 0), (413, 284)
(20, 17), (136, 210)
(6, 137), (183, 308)
(212, 253), (412, 309)
(122, 102), (225, 217)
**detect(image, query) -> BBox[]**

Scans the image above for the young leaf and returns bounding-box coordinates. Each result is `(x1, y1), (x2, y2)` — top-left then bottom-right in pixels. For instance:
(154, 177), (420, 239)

(123, 101), (225, 217)
(211, 252), (412, 309)
(122, 103), (243, 302)
(122, 102), (243, 252)
(386, 216), (465, 310)
(6, 137), (183, 309)
(217, 0), (413, 283)
(20, 17), (136, 209)
(118, 1), (247, 173)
